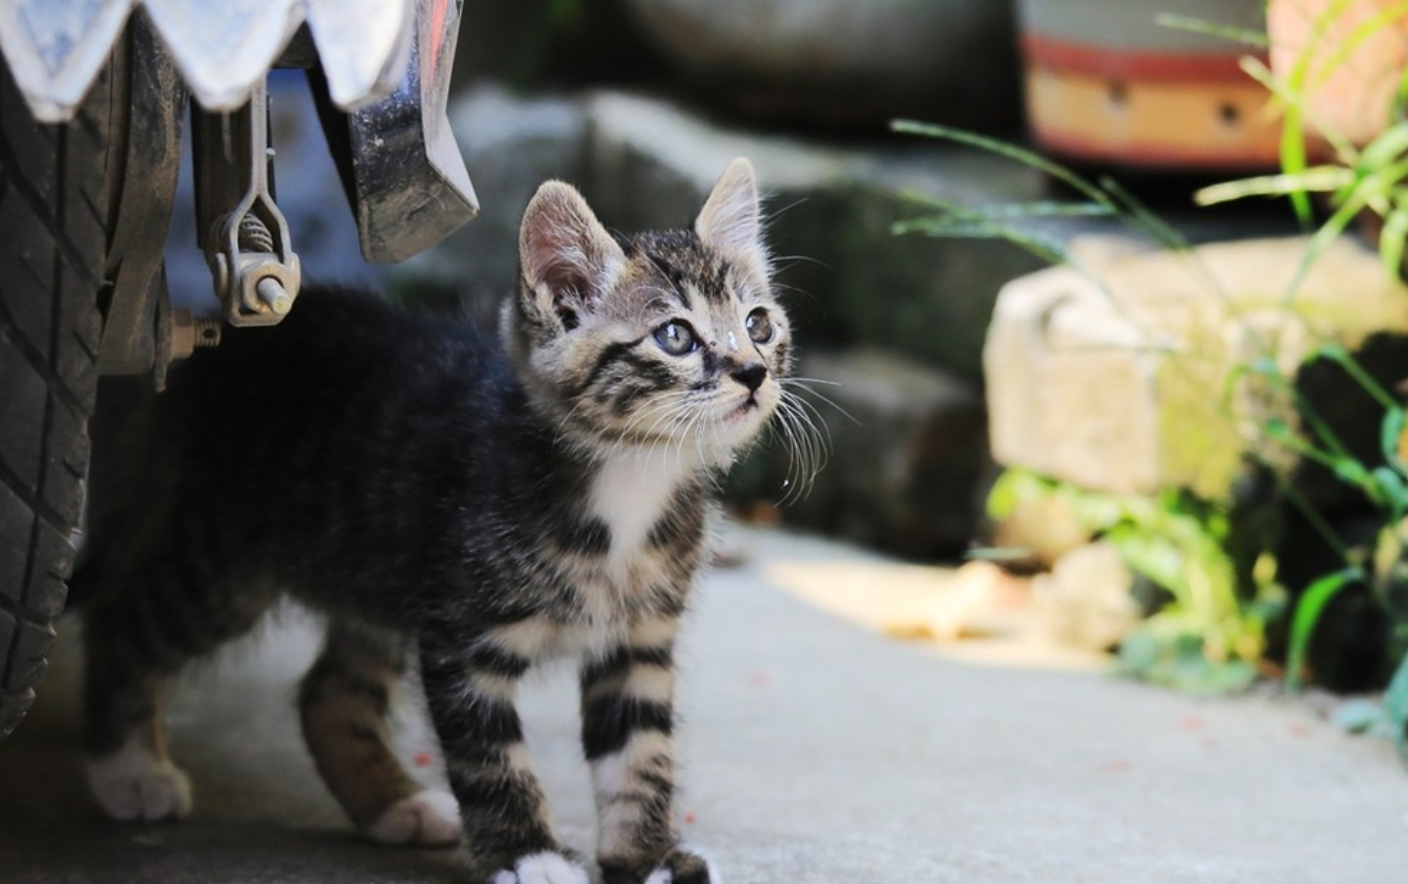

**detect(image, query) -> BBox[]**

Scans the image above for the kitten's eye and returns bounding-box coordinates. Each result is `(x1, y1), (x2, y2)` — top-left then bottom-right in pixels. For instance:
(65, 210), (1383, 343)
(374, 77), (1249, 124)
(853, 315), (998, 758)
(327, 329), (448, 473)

(653, 320), (698, 356)
(746, 308), (774, 344)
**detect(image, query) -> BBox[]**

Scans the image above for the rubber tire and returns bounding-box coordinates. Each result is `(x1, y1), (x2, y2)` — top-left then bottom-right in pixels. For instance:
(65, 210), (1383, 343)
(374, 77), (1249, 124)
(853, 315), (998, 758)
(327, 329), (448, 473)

(0, 59), (117, 739)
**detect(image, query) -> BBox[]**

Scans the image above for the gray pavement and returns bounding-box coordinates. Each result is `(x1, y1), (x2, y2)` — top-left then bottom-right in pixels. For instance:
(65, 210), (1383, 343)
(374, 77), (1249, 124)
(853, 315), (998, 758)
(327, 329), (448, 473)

(3, 527), (1407, 883)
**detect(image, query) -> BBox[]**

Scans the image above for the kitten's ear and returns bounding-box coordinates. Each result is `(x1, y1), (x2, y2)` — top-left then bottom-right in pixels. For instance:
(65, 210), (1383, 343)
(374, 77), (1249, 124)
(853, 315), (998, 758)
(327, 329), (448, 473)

(695, 157), (769, 275)
(519, 181), (624, 330)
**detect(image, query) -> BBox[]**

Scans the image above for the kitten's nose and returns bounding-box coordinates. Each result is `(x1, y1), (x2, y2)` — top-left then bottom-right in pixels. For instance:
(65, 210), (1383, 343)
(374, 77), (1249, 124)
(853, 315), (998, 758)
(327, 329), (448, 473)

(731, 361), (767, 393)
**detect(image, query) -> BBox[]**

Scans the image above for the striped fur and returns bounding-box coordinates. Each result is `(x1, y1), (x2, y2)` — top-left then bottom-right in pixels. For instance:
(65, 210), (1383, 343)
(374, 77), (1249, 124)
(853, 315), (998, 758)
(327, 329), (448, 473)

(74, 160), (774, 883)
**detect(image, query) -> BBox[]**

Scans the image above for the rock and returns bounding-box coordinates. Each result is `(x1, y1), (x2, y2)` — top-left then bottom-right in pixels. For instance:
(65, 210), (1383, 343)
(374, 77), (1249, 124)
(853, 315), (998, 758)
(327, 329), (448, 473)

(730, 347), (990, 559)
(885, 560), (1031, 643)
(1034, 541), (1141, 653)
(393, 85), (590, 320)
(987, 487), (1093, 572)
(985, 234), (1408, 498)
(621, 0), (1020, 130)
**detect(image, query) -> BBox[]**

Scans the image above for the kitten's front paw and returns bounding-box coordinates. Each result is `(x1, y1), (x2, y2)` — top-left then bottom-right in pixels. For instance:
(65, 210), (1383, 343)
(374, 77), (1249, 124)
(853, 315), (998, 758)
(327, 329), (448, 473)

(490, 851), (591, 884)
(366, 789), (462, 847)
(86, 743), (193, 822)
(646, 848), (717, 884)
(606, 847), (717, 884)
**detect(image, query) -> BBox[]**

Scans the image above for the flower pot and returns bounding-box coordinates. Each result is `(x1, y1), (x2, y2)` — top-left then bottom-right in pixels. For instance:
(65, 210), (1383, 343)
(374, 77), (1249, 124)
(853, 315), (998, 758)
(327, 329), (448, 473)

(1018, 0), (1280, 170)
(1267, 0), (1408, 147)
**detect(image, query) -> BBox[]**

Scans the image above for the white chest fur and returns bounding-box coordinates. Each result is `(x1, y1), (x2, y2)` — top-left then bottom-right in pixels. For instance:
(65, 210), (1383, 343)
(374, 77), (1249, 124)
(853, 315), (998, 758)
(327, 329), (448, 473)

(589, 447), (695, 569)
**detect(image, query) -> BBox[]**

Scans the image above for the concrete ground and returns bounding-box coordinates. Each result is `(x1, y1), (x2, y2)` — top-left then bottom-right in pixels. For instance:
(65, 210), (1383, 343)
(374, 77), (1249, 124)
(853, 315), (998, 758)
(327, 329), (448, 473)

(2, 527), (1406, 883)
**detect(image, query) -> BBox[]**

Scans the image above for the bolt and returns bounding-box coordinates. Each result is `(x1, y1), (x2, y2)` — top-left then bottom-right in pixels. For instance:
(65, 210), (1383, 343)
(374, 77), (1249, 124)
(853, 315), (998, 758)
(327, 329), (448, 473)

(256, 277), (293, 315)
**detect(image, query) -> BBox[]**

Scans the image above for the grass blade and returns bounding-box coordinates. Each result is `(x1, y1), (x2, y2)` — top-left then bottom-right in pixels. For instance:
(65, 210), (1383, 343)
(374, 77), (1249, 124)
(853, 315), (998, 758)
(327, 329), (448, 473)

(891, 119), (1115, 209)
(1286, 568), (1361, 692)
(1155, 12), (1268, 47)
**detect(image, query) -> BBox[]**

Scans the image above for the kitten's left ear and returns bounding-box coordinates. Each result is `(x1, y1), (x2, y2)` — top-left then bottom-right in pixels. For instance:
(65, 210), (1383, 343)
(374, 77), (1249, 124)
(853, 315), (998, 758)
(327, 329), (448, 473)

(695, 157), (769, 277)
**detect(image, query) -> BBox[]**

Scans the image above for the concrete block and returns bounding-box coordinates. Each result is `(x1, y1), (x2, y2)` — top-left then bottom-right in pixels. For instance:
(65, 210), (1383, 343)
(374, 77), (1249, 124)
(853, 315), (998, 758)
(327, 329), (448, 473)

(394, 85), (590, 319)
(986, 235), (1408, 497)
(731, 347), (990, 558)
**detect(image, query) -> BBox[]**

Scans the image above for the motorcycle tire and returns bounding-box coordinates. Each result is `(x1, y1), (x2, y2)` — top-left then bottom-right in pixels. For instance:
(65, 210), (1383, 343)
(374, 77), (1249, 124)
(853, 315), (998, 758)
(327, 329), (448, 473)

(0, 57), (118, 739)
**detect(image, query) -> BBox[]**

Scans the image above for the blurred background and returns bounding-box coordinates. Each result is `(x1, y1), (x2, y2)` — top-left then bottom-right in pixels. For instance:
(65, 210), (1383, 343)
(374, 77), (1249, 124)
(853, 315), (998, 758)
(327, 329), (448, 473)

(163, 0), (1408, 728)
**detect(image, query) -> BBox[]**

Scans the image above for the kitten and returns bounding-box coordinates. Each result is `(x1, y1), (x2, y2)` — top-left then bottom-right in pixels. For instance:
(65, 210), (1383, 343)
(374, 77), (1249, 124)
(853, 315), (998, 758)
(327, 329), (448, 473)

(73, 159), (789, 884)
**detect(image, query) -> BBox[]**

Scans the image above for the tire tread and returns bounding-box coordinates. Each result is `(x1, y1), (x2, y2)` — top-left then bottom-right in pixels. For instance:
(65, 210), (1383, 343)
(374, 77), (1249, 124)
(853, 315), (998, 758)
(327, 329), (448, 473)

(0, 56), (115, 739)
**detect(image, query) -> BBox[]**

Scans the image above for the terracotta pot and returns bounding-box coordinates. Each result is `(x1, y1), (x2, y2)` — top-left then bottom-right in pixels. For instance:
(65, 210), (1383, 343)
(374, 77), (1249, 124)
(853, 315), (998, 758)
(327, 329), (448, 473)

(1267, 0), (1408, 147)
(1018, 0), (1280, 170)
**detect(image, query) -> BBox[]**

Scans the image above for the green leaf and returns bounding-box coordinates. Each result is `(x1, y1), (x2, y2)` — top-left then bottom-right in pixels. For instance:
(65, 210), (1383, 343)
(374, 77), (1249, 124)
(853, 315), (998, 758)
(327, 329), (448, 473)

(1107, 528), (1184, 595)
(1286, 568), (1362, 692)
(1379, 206), (1408, 278)
(1154, 12), (1269, 47)
(1383, 407), (1407, 472)
(1117, 626), (1257, 694)
(1236, 56), (1355, 222)
(1372, 466), (1408, 519)
(1308, 4), (1408, 100)
(891, 120), (1114, 210)
(1193, 168), (1350, 205)
(1331, 698), (1389, 735)
(985, 468), (1054, 520)
(965, 546), (1032, 563)
(1306, 342), (1350, 365)
(1384, 650), (1408, 764)
(1358, 121), (1408, 173)
(1331, 456), (1373, 489)
(895, 192), (1112, 220)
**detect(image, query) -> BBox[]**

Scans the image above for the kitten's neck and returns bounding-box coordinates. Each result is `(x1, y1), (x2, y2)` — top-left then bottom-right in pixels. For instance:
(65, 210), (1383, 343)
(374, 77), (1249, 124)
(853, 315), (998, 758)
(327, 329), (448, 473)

(586, 443), (705, 559)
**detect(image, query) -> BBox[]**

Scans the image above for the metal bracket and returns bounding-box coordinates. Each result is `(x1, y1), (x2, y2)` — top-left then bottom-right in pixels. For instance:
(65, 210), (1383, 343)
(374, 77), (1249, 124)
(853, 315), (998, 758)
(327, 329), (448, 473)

(192, 79), (301, 327)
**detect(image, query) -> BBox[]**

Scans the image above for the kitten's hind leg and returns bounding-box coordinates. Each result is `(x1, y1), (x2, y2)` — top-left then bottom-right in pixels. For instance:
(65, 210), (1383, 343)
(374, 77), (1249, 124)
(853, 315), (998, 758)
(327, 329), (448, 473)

(80, 563), (269, 822)
(82, 646), (192, 824)
(300, 618), (460, 847)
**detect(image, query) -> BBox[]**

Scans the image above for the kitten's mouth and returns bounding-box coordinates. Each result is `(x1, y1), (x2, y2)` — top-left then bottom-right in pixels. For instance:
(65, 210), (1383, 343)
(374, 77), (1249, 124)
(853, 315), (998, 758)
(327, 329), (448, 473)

(724, 394), (762, 422)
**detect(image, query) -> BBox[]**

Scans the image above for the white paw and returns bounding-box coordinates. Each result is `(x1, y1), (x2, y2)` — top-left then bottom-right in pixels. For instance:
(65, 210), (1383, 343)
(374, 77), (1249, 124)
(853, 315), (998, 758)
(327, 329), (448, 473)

(491, 851), (591, 884)
(366, 789), (462, 846)
(86, 738), (193, 822)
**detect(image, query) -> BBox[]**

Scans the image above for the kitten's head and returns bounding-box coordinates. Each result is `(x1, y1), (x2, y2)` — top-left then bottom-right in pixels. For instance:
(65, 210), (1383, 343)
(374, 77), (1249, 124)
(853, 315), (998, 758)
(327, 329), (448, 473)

(505, 158), (789, 466)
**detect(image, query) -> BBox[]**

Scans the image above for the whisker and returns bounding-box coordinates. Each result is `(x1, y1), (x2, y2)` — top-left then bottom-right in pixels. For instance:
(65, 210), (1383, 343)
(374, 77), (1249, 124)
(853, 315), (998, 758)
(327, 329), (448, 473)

(781, 378), (859, 427)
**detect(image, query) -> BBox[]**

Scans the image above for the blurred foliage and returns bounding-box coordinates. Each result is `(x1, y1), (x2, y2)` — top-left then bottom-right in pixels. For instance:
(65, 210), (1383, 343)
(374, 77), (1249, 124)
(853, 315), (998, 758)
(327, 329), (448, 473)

(990, 470), (1280, 694)
(893, 7), (1408, 763)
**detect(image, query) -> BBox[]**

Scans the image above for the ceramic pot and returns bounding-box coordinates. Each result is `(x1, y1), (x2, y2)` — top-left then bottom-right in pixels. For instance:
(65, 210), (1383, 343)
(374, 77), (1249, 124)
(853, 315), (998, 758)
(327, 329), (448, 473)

(1018, 0), (1279, 170)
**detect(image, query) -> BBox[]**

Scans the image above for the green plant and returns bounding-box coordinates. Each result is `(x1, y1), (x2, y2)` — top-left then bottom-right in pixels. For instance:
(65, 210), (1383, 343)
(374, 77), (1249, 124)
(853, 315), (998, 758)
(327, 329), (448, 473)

(988, 469), (1280, 693)
(1174, 6), (1408, 736)
(894, 8), (1408, 763)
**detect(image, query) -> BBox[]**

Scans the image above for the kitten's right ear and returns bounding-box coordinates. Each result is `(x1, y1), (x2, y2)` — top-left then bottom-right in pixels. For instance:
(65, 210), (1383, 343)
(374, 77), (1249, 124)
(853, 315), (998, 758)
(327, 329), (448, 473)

(519, 181), (624, 332)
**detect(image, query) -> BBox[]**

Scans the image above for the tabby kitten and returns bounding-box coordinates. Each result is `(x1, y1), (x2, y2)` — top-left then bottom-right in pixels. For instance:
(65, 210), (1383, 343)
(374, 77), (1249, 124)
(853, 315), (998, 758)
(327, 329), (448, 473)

(74, 159), (788, 884)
